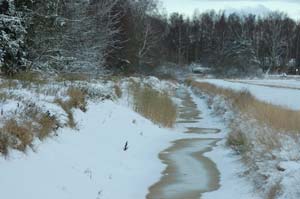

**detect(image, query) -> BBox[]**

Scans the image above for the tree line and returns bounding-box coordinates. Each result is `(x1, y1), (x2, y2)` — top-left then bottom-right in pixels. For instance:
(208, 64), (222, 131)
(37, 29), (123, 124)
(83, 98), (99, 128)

(1, 0), (300, 76)
(163, 11), (300, 76)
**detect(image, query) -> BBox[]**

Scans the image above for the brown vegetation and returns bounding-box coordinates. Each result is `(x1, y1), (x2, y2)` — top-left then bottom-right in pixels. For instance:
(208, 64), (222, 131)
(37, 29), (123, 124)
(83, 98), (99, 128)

(0, 105), (60, 155)
(36, 112), (59, 140)
(55, 73), (89, 82)
(10, 71), (47, 85)
(55, 87), (87, 128)
(187, 79), (299, 198)
(114, 84), (122, 98)
(131, 84), (177, 128)
(2, 119), (33, 152)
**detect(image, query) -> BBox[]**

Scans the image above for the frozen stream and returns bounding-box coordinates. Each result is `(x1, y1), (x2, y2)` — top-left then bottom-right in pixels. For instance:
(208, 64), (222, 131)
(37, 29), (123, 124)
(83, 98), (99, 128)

(147, 87), (221, 199)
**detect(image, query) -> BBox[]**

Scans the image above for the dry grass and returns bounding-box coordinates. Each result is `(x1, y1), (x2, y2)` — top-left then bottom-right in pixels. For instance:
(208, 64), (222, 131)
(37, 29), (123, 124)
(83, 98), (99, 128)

(0, 104), (61, 155)
(0, 133), (9, 156)
(55, 98), (76, 128)
(55, 87), (87, 128)
(2, 119), (33, 152)
(114, 84), (122, 98)
(36, 113), (59, 140)
(67, 87), (87, 112)
(0, 80), (89, 156)
(10, 71), (47, 85)
(55, 73), (89, 82)
(267, 182), (282, 199)
(0, 79), (18, 89)
(0, 92), (8, 102)
(187, 80), (300, 133)
(187, 79), (295, 198)
(226, 129), (249, 153)
(131, 84), (177, 128)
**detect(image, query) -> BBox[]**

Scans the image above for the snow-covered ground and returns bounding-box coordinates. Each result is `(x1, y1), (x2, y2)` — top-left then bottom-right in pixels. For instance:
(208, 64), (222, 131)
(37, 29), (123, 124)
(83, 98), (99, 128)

(191, 93), (258, 199)
(196, 79), (300, 110)
(0, 76), (259, 199)
(0, 101), (181, 199)
(0, 77), (182, 199)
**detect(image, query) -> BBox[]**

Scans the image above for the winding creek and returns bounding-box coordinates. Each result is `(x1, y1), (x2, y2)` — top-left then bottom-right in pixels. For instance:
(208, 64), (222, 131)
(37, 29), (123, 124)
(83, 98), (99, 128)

(147, 87), (222, 199)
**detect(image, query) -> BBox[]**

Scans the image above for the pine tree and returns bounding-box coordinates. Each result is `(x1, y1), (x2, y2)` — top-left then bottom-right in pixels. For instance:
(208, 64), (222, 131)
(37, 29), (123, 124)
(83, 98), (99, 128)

(0, 0), (28, 75)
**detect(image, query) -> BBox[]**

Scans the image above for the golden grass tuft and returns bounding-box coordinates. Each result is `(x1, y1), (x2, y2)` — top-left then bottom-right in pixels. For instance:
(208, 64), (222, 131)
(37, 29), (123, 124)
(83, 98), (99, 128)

(36, 113), (59, 140)
(54, 98), (76, 129)
(55, 87), (87, 128)
(0, 104), (61, 155)
(67, 87), (87, 112)
(131, 84), (177, 128)
(2, 119), (33, 151)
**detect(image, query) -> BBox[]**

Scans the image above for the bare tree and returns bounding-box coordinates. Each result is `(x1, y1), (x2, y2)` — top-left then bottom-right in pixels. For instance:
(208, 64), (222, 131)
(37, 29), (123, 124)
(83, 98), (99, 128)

(264, 12), (288, 74)
(128, 0), (161, 66)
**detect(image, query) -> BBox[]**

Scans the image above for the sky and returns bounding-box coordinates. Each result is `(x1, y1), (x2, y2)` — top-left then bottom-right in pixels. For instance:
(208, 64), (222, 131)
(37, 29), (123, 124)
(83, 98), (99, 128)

(160, 0), (300, 20)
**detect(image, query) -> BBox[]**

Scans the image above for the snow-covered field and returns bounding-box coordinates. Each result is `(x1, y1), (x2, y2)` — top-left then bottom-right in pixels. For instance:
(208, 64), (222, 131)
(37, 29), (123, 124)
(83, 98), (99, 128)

(196, 79), (300, 110)
(232, 79), (300, 89)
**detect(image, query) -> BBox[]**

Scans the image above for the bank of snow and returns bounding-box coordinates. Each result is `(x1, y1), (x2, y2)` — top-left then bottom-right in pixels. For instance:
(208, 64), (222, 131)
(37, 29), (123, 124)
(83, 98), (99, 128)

(190, 93), (258, 199)
(0, 100), (179, 199)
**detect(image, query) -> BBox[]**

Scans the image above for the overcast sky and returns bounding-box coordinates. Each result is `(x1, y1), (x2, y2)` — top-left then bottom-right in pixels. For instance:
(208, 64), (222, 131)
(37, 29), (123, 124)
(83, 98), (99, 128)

(160, 0), (300, 20)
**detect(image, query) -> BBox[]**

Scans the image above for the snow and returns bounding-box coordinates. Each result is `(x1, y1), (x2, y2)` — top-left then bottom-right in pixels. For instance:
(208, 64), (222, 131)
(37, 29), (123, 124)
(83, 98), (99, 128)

(204, 142), (258, 199)
(190, 92), (258, 199)
(0, 77), (259, 199)
(196, 79), (300, 110)
(0, 101), (179, 199)
(193, 77), (300, 199)
(232, 79), (300, 89)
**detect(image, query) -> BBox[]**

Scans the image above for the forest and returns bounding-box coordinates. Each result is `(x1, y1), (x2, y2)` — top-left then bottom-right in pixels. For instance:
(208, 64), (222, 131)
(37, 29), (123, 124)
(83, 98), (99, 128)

(1, 0), (300, 77)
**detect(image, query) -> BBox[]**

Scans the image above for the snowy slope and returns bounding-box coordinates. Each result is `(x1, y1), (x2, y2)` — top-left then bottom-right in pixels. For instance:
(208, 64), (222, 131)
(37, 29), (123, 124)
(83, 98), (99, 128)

(0, 101), (180, 199)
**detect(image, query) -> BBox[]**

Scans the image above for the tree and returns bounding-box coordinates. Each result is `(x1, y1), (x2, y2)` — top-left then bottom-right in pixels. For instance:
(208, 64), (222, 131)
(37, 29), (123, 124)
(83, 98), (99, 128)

(295, 23), (300, 70)
(0, 0), (28, 75)
(168, 13), (190, 65)
(219, 39), (261, 77)
(263, 12), (288, 73)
